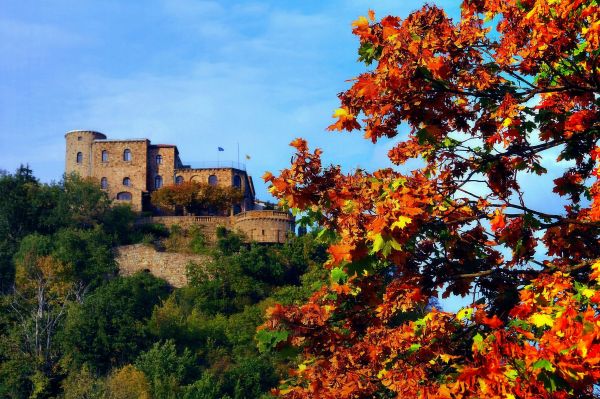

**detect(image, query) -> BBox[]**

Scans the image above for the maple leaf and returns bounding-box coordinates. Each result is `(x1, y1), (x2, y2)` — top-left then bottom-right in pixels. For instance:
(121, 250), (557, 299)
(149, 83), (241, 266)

(490, 209), (506, 232)
(260, 2), (600, 397)
(529, 313), (554, 328)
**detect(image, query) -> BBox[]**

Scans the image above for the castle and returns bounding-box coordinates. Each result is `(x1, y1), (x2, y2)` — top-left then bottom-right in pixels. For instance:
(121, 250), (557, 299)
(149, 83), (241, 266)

(65, 130), (294, 243)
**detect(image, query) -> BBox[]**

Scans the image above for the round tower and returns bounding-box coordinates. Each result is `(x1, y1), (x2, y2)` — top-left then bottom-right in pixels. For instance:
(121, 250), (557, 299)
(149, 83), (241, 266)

(65, 130), (107, 177)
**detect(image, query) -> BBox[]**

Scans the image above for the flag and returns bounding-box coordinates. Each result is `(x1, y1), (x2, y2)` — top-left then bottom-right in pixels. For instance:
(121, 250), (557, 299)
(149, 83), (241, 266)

(218, 147), (224, 151)
(245, 154), (251, 160)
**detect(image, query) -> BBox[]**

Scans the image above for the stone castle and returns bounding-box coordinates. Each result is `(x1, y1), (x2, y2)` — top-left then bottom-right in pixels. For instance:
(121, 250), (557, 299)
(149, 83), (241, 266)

(65, 130), (294, 243)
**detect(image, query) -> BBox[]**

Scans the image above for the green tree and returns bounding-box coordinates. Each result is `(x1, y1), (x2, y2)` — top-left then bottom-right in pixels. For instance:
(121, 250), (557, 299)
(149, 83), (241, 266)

(134, 340), (195, 399)
(51, 227), (117, 289)
(103, 365), (151, 399)
(11, 235), (81, 377)
(60, 365), (104, 399)
(46, 174), (111, 229)
(0, 166), (50, 290)
(151, 182), (243, 216)
(61, 273), (170, 373)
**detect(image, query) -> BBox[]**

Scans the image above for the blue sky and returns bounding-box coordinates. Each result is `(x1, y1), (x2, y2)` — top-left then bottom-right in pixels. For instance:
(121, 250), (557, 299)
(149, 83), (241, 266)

(0, 0), (461, 202)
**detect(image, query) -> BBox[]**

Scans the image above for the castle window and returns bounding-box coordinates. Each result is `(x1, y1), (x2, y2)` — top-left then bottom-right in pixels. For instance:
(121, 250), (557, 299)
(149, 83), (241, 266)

(77, 136), (82, 141)
(156, 155), (162, 165)
(101, 150), (108, 162)
(101, 177), (108, 189)
(76, 152), (83, 164)
(123, 149), (131, 161)
(175, 176), (183, 185)
(233, 175), (242, 188)
(208, 175), (218, 186)
(116, 192), (132, 201)
(154, 175), (163, 189)
(123, 177), (131, 186)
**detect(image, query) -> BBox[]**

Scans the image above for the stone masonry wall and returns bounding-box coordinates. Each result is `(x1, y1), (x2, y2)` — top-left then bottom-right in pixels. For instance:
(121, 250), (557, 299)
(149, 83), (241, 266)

(145, 215), (234, 242)
(137, 210), (295, 243)
(65, 131), (107, 177)
(91, 140), (149, 211)
(115, 244), (211, 287)
(233, 210), (295, 243)
(148, 146), (177, 190)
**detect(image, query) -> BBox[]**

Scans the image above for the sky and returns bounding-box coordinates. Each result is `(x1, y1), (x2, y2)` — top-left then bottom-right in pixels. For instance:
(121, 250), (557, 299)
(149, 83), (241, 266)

(0, 0), (461, 202)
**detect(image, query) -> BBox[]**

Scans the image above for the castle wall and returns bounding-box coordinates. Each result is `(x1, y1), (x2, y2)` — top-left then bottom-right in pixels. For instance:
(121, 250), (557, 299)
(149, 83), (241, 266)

(147, 146), (177, 190)
(65, 130), (107, 177)
(115, 244), (211, 287)
(91, 139), (149, 211)
(140, 215), (234, 240)
(233, 210), (295, 243)
(176, 168), (234, 187)
(137, 210), (295, 244)
(65, 130), (258, 215)
(175, 167), (254, 212)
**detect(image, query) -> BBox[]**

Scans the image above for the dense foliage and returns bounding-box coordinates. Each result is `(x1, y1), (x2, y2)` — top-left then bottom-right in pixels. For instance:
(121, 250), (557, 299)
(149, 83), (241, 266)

(150, 181), (244, 215)
(0, 166), (328, 398)
(261, 1), (600, 398)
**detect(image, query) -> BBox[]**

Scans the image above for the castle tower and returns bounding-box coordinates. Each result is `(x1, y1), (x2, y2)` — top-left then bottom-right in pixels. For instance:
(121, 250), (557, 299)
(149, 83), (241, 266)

(65, 130), (107, 177)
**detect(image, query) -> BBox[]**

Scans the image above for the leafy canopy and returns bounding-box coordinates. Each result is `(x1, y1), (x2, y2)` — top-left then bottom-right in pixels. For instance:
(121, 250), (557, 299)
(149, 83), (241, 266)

(150, 182), (243, 215)
(262, 1), (600, 398)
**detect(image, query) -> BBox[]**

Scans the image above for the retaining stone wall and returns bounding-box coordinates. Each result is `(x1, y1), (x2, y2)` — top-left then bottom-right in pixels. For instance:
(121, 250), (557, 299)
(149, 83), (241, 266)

(115, 244), (210, 287)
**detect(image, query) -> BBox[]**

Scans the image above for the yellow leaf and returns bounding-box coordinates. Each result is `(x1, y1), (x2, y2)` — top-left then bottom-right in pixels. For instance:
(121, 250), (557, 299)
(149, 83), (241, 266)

(456, 307), (474, 320)
(478, 378), (488, 393)
(391, 216), (412, 230)
(333, 108), (349, 118)
(591, 260), (600, 282)
(439, 354), (456, 363)
(377, 369), (388, 379)
(352, 16), (369, 29)
(529, 313), (554, 328)
(502, 117), (512, 127)
(582, 288), (595, 298)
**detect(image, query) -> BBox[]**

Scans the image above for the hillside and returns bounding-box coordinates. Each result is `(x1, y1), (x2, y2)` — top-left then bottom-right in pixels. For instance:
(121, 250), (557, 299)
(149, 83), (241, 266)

(0, 166), (328, 399)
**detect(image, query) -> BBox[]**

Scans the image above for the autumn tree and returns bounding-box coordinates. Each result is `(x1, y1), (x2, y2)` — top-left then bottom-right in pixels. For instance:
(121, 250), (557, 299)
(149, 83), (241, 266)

(261, 1), (600, 398)
(151, 182), (243, 216)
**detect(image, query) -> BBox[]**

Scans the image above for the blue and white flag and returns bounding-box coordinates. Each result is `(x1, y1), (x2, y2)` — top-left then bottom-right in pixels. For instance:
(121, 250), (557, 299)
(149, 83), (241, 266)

(218, 147), (224, 151)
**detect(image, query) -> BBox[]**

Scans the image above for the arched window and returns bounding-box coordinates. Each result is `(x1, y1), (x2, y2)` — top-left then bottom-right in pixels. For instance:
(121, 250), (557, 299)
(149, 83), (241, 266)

(156, 155), (162, 165)
(208, 175), (218, 186)
(116, 192), (132, 201)
(123, 149), (131, 161)
(76, 152), (83, 164)
(101, 150), (108, 162)
(233, 175), (242, 188)
(154, 175), (163, 189)
(100, 177), (108, 189)
(123, 177), (131, 186)
(175, 176), (184, 185)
